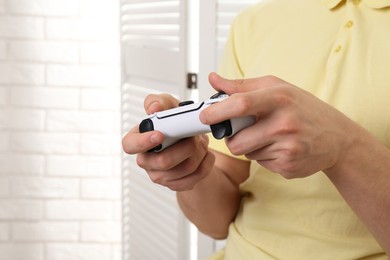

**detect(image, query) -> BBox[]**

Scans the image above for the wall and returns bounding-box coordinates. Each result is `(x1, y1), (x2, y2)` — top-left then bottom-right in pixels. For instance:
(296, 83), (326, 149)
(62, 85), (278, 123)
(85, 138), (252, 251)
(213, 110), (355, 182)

(0, 0), (122, 259)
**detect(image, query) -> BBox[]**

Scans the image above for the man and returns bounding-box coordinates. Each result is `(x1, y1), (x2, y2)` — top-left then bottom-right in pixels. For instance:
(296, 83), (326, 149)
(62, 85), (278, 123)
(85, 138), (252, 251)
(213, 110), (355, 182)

(122, 0), (390, 258)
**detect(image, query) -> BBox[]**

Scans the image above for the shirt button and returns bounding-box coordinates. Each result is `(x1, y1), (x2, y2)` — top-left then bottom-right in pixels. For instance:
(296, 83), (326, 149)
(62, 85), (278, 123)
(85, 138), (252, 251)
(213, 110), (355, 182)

(335, 45), (342, 53)
(352, 0), (360, 4)
(346, 20), (354, 28)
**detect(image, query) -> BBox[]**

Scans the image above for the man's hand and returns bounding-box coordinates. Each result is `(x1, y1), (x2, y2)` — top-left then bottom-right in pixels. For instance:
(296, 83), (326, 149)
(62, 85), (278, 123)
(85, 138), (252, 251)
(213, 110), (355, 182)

(200, 73), (358, 179)
(122, 93), (215, 191)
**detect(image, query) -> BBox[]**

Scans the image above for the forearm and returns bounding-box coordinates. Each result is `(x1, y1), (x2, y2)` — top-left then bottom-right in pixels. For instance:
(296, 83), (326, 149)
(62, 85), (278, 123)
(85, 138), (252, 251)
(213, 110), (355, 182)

(177, 151), (250, 239)
(325, 128), (390, 254)
(177, 165), (241, 239)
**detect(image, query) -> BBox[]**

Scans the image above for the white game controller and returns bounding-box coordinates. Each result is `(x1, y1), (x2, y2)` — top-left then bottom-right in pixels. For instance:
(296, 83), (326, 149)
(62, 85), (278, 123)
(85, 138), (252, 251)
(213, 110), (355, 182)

(139, 92), (256, 152)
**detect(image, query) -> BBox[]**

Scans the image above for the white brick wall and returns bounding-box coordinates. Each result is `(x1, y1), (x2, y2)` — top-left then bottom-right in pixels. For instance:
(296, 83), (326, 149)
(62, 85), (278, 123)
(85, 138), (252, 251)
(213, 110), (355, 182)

(0, 0), (121, 259)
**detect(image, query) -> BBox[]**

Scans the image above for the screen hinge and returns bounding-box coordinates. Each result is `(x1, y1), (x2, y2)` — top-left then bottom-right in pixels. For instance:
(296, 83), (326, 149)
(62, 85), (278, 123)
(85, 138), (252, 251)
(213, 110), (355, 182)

(187, 73), (198, 89)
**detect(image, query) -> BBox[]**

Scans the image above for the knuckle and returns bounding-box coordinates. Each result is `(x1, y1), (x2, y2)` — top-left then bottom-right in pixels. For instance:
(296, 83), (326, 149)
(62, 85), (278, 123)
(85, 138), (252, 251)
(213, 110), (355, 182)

(149, 173), (164, 185)
(144, 94), (158, 107)
(259, 158), (301, 179)
(184, 158), (201, 174)
(160, 93), (179, 109)
(269, 161), (295, 179)
(167, 181), (192, 192)
(122, 138), (131, 154)
(226, 139), (245, 156)
(274, 116), (300, 136)
(279, 163), (298, 179)
(276, 154), (303, 179)
(283, 140), (308, 160)
(146, 93), (178, 109)
(136, 154), (146, 168)
(154, 154), (173, 170)
(263, 75), (281, 84)
(233, 79), (245, 86)
(180, 152), (202, 174)
(274, 90), (295, 107)
(231, 94), (253, 115)
(121, 132), (137, 154)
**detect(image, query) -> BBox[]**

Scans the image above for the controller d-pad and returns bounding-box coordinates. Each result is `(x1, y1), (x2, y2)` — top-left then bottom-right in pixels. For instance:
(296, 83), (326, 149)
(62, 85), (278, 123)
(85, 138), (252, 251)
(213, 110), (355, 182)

(210, 120), (232, 139)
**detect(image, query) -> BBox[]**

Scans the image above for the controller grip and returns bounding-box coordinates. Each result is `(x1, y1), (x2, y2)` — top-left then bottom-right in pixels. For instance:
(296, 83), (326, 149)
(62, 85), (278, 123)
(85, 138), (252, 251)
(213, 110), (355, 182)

(139, 119), (163, 152)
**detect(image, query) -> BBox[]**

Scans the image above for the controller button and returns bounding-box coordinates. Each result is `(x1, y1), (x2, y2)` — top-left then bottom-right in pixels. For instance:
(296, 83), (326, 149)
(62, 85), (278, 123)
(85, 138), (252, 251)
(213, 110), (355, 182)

(210, 91), (226, 99)
(178, 100), (195, 106)
(210, 120), (232, 139)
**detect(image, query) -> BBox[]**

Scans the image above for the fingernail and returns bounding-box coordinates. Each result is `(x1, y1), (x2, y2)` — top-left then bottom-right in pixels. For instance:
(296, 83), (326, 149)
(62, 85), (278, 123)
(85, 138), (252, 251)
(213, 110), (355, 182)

(199, 111), (207, 124)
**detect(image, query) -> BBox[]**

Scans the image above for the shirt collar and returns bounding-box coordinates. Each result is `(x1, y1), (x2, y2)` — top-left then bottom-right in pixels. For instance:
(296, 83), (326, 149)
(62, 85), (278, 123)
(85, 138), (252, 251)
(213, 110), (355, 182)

(322, 0), (390, 9)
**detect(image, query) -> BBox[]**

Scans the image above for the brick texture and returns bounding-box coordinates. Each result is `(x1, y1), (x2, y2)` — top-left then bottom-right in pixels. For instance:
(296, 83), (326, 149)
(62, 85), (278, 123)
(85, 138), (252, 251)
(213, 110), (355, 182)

(0, 0), (121, 259)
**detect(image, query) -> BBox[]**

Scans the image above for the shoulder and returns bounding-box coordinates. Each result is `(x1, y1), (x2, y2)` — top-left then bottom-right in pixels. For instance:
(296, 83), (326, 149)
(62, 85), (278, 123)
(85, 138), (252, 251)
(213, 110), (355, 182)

(234, 0), (323, 27)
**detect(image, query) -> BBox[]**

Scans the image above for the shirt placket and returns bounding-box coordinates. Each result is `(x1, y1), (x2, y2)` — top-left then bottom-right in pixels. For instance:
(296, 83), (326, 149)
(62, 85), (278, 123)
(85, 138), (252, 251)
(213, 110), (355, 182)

(324, 0), (360, 100)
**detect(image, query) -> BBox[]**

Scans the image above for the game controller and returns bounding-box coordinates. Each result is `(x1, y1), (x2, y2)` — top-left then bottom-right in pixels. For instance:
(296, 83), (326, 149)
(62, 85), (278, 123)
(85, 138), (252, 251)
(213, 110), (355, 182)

(139, 92), (256, 152)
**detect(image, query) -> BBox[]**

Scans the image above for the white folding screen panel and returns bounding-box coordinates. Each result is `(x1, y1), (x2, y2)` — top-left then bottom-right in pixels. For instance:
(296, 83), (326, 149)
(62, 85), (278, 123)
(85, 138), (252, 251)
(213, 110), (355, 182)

(121, 0), (261, 259)
(121, 0), (188, 92)
(120, 1), (189, 260)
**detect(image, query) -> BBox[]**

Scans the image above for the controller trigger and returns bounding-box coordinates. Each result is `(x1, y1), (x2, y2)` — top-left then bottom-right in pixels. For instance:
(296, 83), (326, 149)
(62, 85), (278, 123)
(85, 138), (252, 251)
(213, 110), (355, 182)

(210, 120), (232, 139)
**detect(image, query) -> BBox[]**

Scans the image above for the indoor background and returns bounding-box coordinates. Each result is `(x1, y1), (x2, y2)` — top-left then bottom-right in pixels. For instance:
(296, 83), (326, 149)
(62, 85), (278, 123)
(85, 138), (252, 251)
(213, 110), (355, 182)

(0, 0), (257, 259)
(0, 0), (122, 259)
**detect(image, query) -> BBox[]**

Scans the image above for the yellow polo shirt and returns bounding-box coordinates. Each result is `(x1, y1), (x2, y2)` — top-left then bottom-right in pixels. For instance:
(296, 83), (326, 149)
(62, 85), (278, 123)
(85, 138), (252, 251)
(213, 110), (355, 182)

(208, 0), (390, 259)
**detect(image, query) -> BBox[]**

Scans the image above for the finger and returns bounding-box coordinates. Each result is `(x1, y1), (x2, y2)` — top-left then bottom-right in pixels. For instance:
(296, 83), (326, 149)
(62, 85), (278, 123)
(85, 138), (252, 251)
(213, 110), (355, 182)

(208, 72), (246, 94)
(146, 136), (209, 187)
(122, 126), (164, 154)
(165, 151), (215, 191)
(208, 72), (284, 95)
(137, 135), (209, 172)
(137, 135), (210, 190)
(164, 135), (210, 175)
(200, 88), (274, 125)
(201, 82), (299, 126)
(144, 93), (179, 114)
(225, 119), (275, 156)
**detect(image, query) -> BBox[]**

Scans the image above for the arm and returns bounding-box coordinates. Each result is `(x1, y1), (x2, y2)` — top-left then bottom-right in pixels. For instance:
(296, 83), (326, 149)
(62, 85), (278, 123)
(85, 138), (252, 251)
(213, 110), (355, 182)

(200, 73), (390, 253)
(177, 150), (250, 239)
(122, 93), (249, 239)
(324, 127), (390, 253)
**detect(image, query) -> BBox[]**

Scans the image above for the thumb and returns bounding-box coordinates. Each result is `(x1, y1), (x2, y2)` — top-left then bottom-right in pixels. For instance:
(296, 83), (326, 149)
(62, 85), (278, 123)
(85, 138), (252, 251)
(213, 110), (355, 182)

(208, 72), (283, 95)
(208, 72), (245, 95)
(144, 93), (179, 114)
